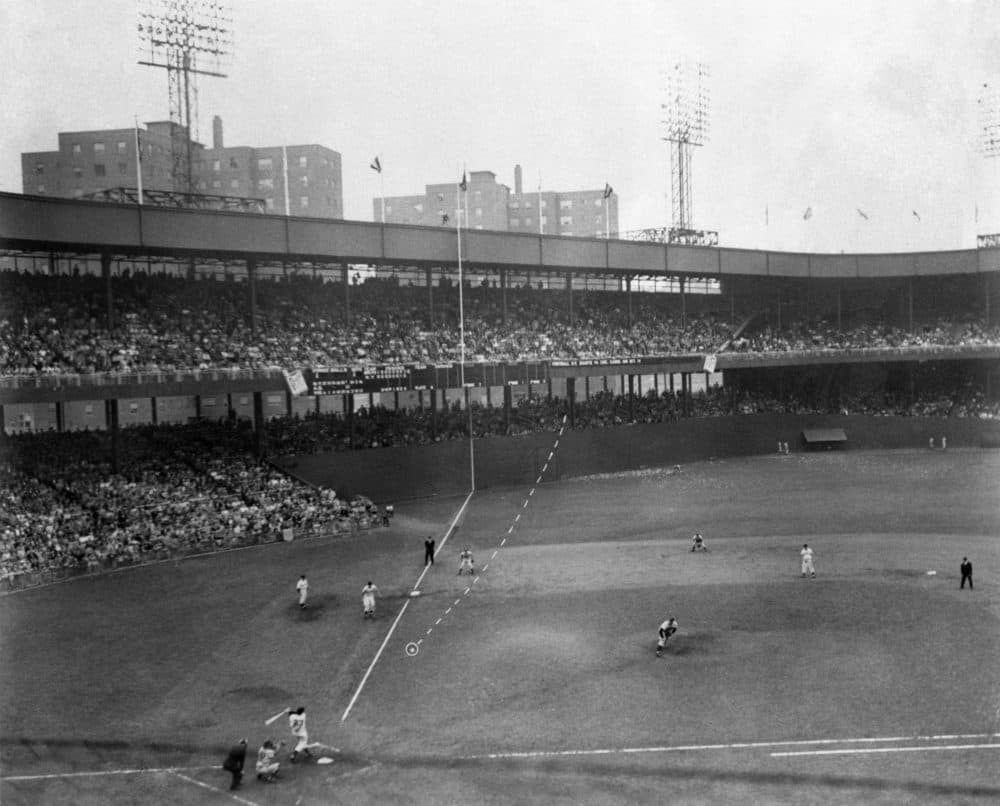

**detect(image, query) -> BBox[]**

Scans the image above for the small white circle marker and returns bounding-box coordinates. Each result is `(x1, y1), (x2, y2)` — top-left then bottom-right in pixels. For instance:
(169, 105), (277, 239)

(405, 642), (420, 657)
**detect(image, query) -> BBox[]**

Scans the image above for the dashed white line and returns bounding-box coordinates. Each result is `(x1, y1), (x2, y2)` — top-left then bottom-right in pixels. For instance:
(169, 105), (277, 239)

(491, 551), (498, 559)
(445, 607), (452, 614)
(482, 563), (489, 571)
(473, 575), (480, 583)
(464, 587), (471, 594)
(507, 525), (514, 534)
(529, 488), (535, 497)
(501, 538), (507, 546)
(548, 451), (554, 461)
(542, 463), (548, 472)
(515, 513), (521, 522)
(435, 618), (442, 625)
(426, 627), (433, 635)
(536, 476), (543, 484)
(453, 598), (461, 606)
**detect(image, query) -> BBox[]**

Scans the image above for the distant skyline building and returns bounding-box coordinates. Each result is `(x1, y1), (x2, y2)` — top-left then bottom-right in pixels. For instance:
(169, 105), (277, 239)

(21, 117), (343, 219)
(374, 164), (619, 238)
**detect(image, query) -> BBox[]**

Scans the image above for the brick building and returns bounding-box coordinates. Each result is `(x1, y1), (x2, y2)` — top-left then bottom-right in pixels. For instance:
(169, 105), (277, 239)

(374, 163), (618, 237)
(21, 117), (343, 219)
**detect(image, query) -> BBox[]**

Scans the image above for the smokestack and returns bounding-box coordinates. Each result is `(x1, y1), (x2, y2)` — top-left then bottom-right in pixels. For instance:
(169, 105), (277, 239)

(213, 116), (224, 149)
(514, 164), (522, 196)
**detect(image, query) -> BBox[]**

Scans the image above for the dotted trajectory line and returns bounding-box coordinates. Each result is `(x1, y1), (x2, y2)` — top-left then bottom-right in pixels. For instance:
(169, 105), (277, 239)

(406, 415), (568, 656)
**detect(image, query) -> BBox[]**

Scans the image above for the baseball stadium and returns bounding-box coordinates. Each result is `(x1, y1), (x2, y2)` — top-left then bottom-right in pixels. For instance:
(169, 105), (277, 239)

(0, 187), (998, 805)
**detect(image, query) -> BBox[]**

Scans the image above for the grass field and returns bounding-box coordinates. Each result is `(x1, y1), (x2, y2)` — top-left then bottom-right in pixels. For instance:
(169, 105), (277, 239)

(1, 448), (999, 805)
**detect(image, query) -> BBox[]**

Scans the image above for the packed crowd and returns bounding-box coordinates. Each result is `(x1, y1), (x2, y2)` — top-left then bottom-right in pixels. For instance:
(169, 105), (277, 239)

(3, 270), (996, 376)
(0, 421), (378, 582)
(263, 381), (1000, 455)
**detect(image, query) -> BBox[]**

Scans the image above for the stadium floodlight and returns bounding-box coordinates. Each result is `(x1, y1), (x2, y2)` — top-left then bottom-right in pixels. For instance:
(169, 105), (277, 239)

(661, 61), (711, 235)
(138, 0), (233, 193)
(980, 82), (1000, 159)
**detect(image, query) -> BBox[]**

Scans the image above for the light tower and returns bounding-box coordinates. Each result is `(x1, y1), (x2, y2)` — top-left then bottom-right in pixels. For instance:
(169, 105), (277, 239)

(138, 0), (233, 194)
(661, 61), (711, 241)
(978, 81), (1000, 247)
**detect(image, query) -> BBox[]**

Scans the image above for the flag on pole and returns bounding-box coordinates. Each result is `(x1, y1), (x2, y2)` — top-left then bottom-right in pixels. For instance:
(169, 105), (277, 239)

(857, 208), (869, 221)
(459, 171), (467, 192)
(912, 210), (921, 222)
(603, 183), (613, 199)
(370, 156), (381, 173)
(765, 203), (769, 226)
(803, 207), (813, 220)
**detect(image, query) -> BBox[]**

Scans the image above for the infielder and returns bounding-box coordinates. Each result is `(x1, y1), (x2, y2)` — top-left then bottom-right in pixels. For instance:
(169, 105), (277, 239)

(362, 581), (379, 618)
(296, 574), (308, 608)
(287, 706), (311, 762)
(656, 618), (678, 657)
(458, 547), (474, 575)
(800, 544), (816, 578)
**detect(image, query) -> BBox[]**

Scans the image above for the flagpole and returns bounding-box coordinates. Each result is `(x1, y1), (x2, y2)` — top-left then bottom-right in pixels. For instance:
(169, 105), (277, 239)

(605, 189), (610, 241)
(380, 157), (385, 224)
(282, 145), (291, 216)
(456, 175), (475, 491)
(538, 172), (543, 236)
(134, 116), (143, 205)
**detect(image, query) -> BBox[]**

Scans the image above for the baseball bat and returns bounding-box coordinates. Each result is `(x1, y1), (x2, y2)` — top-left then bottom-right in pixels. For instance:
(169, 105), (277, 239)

(265, 708), (288, 726)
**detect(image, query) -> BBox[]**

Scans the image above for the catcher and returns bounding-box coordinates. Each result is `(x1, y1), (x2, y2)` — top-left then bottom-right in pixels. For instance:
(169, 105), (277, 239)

(255, 738), (283, 782)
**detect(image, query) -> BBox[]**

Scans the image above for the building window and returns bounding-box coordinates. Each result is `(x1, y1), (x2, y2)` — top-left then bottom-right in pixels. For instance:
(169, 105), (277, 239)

(72, 143), (81, 154)
(414, 203), (423, 213)
(94, 164), (106, 177)
(197, 180), (206, 190)
(560, 215), (573, 226)
(436, 193), (444, 202)
(298, 155), (307, 168)
(475, 207), (482, 217)
(73, 188), (84, 198)
(257, 157), (272, 171)
(595, 199), (603, 207)
(541, 216), (547, 226)
(386, 205), (393, 214)
(212, 179), (221, 189)
(230, 178), (239, 190)
(511, 217), (520, 227)
(560, 200), (572, 209)
(118, 141), (127, 153)
(36, 184), (45, 193)
(511, 201), (519, 209)
(119, 162), (128, 175)
(265, 198), (274, 210)
(300, 175), (309, 187)
(258, 178), (274, 192)
(93, 143), (105, 155)
(73, 167), (83, 178)
(321, 157), (328, 168)
(475, 191), (482, 200)
(525, 217), (532, 226)
(524, 200), (533, 209)
(299, 196), (309, 208)
(540, 200), (547, 209)
(213, 159), (221, 172)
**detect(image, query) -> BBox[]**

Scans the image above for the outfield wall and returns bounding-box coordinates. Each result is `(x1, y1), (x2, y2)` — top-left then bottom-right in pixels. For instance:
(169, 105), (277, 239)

(283, 415), (1000, 501)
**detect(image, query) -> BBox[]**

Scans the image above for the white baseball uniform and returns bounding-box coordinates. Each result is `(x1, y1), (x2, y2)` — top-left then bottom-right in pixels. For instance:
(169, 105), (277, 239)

(296, 577), (308, 606)
(800, 546), (815, 576)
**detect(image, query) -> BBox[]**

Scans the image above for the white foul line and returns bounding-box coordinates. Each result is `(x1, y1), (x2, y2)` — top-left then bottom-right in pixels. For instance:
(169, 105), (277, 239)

(411, 490), (475, 593)
(172, 770), (261, 806)
(465, 733), (1000, 760)
(771, 743), (1000, 758)
(1, 766), (215, 782)
(341, 598), (410, 723)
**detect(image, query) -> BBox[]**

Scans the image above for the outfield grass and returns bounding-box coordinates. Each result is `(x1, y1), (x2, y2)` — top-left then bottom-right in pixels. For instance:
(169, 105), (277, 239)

(1, 449), (998, 804)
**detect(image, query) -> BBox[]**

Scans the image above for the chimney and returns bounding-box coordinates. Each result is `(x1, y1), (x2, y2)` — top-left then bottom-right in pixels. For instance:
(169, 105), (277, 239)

(213, 116), (224, 149)
(514, 164), (522, 196)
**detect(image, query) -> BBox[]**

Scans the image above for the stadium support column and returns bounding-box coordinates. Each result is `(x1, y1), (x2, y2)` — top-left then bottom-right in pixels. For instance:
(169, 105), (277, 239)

(628, 374), (635, 422)
(836, 286), (842, 331)
(342, 266), (350, 324)
(247, 257), (258, 337)
(107, 399), (120, 474)
(500, 268), (508, 324)
(101, 251), (114, 330)
(151, 396), (158, 425)
(907, 278), (914, 333)
(985, 275), (991, 326)
(503, 383), (512, 433)
(567, 271), (574, 325)
(679, 276), (686, 327)
(346, 393), (355, 449)
(626, 275), (633, 329)
(55, 401), (65, 433)
(253, 392), (265, 459)
(427, 267), (434, 325)
(567, 376), (576, 427)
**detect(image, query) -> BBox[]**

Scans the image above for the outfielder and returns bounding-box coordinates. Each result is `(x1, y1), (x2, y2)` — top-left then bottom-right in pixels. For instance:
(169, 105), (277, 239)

(362, 581), (379, 618)
(296, 574), (308, 608)
(691, 533), (708, 552)
(458, 547), (474, 575)
(287, 706), (311, 762)
(800, 544), (816, 578)
(656, 618), (678, 657)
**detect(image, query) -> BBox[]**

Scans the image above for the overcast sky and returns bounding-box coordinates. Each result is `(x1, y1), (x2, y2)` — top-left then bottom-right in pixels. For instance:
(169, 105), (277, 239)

(3, 0), (999, 253)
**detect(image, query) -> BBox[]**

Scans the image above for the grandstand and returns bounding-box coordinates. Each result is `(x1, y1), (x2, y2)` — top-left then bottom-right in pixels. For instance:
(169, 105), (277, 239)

(2, 192), (1000, 805)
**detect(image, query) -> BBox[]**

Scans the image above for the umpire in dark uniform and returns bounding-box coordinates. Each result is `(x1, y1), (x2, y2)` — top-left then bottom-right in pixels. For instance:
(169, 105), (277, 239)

(960, 557), (973, 589)
(424, 537), (436, 566)
(222, 738), (248, 790)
